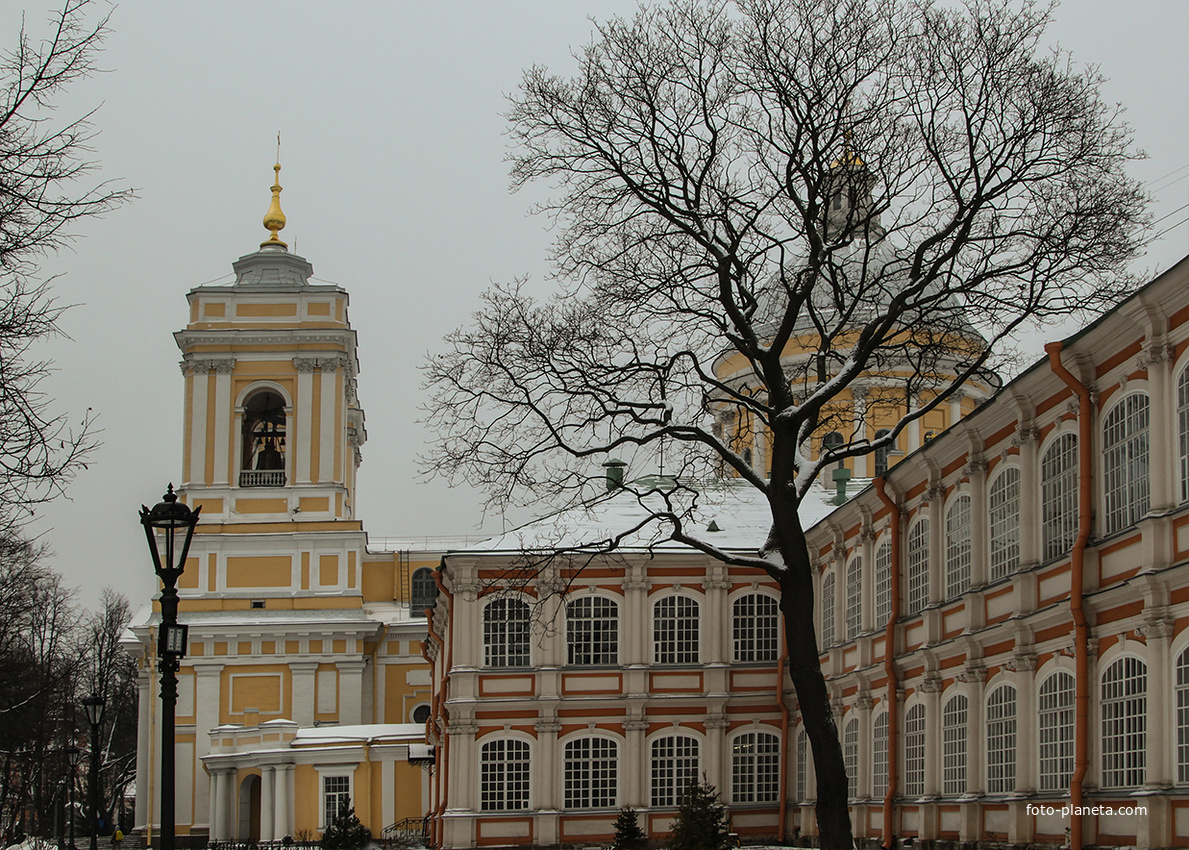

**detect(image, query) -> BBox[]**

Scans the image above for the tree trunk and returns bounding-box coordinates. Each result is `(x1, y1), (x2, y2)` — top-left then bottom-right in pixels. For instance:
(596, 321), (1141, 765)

(778, 534), (853, 850)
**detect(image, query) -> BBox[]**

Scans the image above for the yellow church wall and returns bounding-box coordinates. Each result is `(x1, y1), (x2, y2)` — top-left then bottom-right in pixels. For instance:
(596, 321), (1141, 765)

(300, 496), (329, 512)
(202, 301), (226, 318)
(383, 664), (431, 724)
(308, 302), (330, 316)
(361, 557), (394, 603)
(294, 765), (319, 835)
(235, 498), (290, 514)
(392, 761), (426, 823)
(224, 665), (290, 723)
(293, 595), (361, 610)
(178, 565), (200, 590)
(236, 302), (298, 318)
(320, 554), (339, 586)
(195, 520), (363, 534)
(226, 555), (292, 588)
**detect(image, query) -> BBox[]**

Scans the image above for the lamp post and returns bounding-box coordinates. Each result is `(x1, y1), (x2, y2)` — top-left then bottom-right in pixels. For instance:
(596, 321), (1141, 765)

(67, 744), (82, 850)
(140, 485), (200, 850)
(82, 693), (106, 850)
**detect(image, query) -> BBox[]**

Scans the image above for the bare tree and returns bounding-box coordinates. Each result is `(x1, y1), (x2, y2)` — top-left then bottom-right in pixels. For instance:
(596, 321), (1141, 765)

(423, 1), (1146, 846)
(0, 0), (130, 530)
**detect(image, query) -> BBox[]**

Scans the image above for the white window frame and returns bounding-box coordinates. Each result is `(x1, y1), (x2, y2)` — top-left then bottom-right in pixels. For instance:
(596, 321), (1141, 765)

(732, 729), (781, 804)
(986, 683), (1017, 794)
(1177, 646), (1189, 784)
(1038, 670), (1075, 791)
(945, 494), (972, 598)
(1041, 432), (1079, 561)
(989, 466), (1021, 580)
(566, 595), (619, 666)
(821, 570), (836, 648)
(845, 556), (863, 641)
(479, 737), (532, 811)
(653, 595), (700, 665)
(1179, 365), (1189, 503)
(650, 734), (700, 807)
(563, 736), (619, 809)
(942, 693), (968, 796)
(733, 593), (779, 662)
(906, 518), (930, 616)
(483, 596), (531, 668)
(872, 710), (889, 799)
(874, 540), (892, 628)
(315, 767), (356, 830)
(1101, 655), (1147, 789)
(1102, 392), (1151, 535)
(904, 703), (926, 796)
(842, 716), (859, 799)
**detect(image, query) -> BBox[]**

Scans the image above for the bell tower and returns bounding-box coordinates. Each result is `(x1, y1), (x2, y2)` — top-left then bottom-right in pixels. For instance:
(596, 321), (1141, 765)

(175, 162), (366, 526)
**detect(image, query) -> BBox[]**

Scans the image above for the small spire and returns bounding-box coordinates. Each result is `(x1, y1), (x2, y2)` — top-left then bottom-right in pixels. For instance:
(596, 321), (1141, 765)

(261, 138), (287, 249)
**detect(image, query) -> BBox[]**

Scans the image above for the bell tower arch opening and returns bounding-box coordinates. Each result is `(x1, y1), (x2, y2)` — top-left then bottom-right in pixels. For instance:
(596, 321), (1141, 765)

(240, 389), (288, 487)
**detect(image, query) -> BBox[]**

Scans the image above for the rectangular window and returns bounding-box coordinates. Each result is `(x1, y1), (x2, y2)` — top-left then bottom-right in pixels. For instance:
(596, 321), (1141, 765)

(733, 594), (778, 662)
(733, 731), (781, 804)
(650, 735), (699, 807)
(567, 597), (619, 665)
(323, 776), (351, 828)
(654, 596), (699, 664)
(480, 739), (531, 811)
(564, 738), (618, 809)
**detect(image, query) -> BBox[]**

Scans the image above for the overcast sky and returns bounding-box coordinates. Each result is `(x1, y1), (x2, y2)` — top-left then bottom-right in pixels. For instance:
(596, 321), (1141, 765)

(18, 0), (1189, 613)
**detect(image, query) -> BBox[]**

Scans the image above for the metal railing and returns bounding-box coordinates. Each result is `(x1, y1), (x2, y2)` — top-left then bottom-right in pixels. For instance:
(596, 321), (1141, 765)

(239, 470), (286, 488)
(382, 816), (429, 844)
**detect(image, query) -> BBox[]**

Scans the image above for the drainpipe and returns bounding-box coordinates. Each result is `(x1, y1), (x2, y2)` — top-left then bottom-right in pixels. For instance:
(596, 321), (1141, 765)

(777, 629), (791, 840)
(430, 567), (455, 850)
(873, 478), (901, 850)
(1046, 342), (1091, 850)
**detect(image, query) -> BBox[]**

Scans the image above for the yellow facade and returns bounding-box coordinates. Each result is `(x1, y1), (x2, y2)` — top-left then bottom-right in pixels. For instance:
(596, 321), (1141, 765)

(125, 186), (444, 847)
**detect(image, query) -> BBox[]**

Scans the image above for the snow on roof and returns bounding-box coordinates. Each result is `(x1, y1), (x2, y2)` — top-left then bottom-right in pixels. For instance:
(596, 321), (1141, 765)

(293, 723), (426, 744)
(458, 476), (844, 556)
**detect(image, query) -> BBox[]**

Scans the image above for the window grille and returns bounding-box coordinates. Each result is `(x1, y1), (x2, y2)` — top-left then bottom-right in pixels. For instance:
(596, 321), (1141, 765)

(733, 594), (779, 661)
(989, 468), (1021, 579)
(1101, 656), (1147, 788)
(942, 694), (968, 795)
(1038, 671), (1075, 790)
(874, 542), (892, 627)
(567, 596), (619, 665)
(410, 567), (437, 616)
(794, 728), (810, 803)
(731, 731), (780, 804)
(323, 776), (351, 827)
(483, 597), (530, 667)
(904, 704), (926, 796)
(1180, 368), (1189, 502)
(480, 739), (531, 811)
(843, 717), (859, 799)
(945, 496), (972, 598)
(651, 735), (700, 807)
(872, 712), (889, 798)
(821, 572), (835, 648)
(1177, 649), (1189, 783)
(1103, 394), (1150, 534)
(845, 557), (863, 640)
(564, 737), (618, 809)
(906, 519), (930, 615)
(986, 685), (1017, 793)
(1042, 434), (1079, 560)
(874, 429), (892, 477)
(654, 596), (699, 664)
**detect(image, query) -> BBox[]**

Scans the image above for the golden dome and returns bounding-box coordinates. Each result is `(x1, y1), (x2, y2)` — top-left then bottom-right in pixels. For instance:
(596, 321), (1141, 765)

(261, 162), (287, 249)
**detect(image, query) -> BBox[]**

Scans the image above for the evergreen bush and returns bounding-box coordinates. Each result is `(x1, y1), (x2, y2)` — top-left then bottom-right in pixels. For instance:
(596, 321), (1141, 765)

(668, 780), (729, 850)
(612, 807), (648, 850)
(321, 803), (372, 850)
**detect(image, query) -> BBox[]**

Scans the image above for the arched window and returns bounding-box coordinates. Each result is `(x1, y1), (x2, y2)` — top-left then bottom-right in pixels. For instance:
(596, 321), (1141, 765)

(794, 727), (810, 802)
(872, 712), (889, 798)
(942, 693), (968, 795)
(1102, 656), (1147, 788)
(986, 684), (1017, 793)
(483, 597), (530, 667)
(1041, 433), (1079, 560)
(1038, 671), (1075, 790)
(821, 431), (844, 465)
(654, 596), (699, 664)
(1177, 648), (1189, 783)
(843, 716), (859, 798)
(651, 735), (700, 807)
(1179, 367), (1189, 502)
(989, 467), (1021, 580)
(563, 737), (618, 809)
(874, 428), (893, 477)
(240, 390), (287, 487)
(410, 568), (437, 616)
(845, 557), (863, 641)
(567, 597), (619, 665)
(906, 518), (930, 616)
(733, 594), (779, 662)
(480, 738), (531, 811)
(821, 571), (836, 648)
(733, 730), (781, 804)
(874, 541), (892, 627)
(904, 704), (926, 796)
(1103, 393), (1150, 534)
(945, 495), (972, 598)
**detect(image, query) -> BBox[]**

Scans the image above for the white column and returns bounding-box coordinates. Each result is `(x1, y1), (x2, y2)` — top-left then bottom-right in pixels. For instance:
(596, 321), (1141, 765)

(1014, 660), (1037, 795)
(295, 364), (315, 484)
(623, 721), (646, 807)
(192, 663), (223, 833)
(135, 668), (152, 831)
(336, 660), (367, 724)
(856, 696), (873, 801)
(1017, 430), (1040, 569)
(291, 662), (318, 727)
(1146, 628), (1174, 789)
(1149, 353), (1177, 512)
(212, 363), (234, 486)
(260, 766), (275, 843)
(535, 720), (560, 811)
(188, 365), (209, 486)
(274, 765), (293, 840)
(209, 769), (227, 841)
(319, 366), (337, 484)
(921, 678), (942, 797)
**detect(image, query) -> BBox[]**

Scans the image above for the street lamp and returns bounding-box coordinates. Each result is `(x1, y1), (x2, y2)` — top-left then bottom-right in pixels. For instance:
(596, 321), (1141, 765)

(140, 485), (200, 850)
(67, 744), (82, 850)
(82, 693), (106, 850)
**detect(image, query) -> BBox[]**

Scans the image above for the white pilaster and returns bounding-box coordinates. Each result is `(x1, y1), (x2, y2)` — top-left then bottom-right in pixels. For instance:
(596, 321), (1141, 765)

(260, 766), (275, 843)
(336, 659), (367, 725)
(189, 366), (209, 486)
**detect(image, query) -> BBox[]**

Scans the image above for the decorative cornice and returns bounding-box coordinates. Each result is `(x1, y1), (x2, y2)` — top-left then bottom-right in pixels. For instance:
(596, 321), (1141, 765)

(180, 357), (237, 376)
(293, 356), (349, 373)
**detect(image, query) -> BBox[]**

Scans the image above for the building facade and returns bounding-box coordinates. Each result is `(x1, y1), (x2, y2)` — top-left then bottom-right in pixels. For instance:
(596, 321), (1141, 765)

(125, 170), (447, 846)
